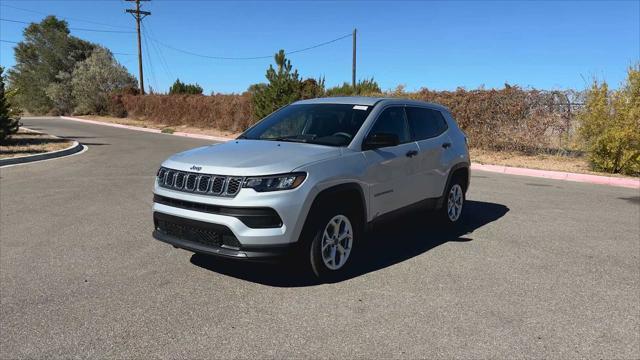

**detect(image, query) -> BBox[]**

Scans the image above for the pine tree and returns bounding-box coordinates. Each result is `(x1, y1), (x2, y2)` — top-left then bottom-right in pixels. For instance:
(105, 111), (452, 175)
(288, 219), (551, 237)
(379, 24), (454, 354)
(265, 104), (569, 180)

(0, 67), (21, 145)
(252, 50), (302, 119)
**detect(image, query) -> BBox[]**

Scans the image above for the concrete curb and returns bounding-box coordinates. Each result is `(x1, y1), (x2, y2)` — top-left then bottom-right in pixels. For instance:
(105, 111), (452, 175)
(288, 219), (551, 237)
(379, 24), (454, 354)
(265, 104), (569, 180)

(59, 116), (230, 142)
(56, 116), (639, 189)
(471, 163), (639, 189)
(0, 130), (84, 167)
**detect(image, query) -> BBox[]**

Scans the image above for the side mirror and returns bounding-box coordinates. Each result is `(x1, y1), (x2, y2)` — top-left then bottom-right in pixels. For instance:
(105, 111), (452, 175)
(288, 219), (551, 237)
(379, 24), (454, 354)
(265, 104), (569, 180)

(362, 132), (400, 150)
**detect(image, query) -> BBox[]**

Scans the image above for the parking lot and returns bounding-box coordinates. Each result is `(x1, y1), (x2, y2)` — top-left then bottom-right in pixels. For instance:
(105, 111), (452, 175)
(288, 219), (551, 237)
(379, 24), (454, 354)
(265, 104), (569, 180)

(1, 117), (638, 358)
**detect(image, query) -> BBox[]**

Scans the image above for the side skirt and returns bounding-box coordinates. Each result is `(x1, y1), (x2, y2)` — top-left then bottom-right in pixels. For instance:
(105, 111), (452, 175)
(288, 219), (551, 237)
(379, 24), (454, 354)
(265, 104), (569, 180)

(365, 196), (444, 232)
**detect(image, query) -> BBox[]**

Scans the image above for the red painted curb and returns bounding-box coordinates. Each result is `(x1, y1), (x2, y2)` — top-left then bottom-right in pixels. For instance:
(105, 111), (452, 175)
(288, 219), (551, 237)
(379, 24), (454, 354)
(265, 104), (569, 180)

(56, 116), (638, 189)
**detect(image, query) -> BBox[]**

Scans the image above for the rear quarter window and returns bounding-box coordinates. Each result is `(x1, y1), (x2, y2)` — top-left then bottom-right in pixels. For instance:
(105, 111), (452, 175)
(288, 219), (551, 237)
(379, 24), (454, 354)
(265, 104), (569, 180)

(406, 107), (448, 141)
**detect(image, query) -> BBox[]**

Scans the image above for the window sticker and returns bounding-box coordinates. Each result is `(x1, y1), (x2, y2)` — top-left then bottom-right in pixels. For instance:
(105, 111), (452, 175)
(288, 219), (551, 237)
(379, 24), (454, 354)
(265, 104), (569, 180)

(353, 105), (368, 111)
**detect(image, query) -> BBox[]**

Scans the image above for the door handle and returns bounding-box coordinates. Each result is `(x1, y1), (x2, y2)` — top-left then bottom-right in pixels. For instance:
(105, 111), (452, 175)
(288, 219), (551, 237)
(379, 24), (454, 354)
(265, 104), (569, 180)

(442, 142), (452, 149)
(406, 150), (418, 158)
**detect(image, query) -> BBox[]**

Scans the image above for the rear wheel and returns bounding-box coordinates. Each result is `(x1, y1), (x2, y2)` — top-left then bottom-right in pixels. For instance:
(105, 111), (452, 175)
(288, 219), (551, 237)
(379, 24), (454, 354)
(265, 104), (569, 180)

(441, 177), (465, 225)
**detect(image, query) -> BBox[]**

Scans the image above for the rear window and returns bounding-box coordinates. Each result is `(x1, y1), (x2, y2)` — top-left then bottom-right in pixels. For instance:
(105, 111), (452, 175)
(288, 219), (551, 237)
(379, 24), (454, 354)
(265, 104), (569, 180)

(406, 107), (448, 140)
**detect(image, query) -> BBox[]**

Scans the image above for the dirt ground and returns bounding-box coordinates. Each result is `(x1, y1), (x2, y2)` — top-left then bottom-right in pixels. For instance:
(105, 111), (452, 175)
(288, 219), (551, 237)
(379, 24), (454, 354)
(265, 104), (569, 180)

(0, 128), (74, 159)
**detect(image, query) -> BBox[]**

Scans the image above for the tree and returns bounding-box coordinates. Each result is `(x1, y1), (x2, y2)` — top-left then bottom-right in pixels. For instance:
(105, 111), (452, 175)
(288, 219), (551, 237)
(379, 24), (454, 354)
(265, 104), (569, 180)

(71, 47), (138, 115)
(8, 16), (95, 114)
(325, 78), (381, 96)
(579, 66), (640, 175)
(251, 50), (303, 119)
(169, 79), (203, 95)
(0, 67), (21, 144)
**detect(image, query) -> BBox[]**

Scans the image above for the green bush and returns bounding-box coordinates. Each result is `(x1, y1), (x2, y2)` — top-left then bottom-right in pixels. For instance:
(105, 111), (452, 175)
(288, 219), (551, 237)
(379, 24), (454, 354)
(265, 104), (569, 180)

(169, 79), (203, 95)
(325, 78), (381, 96)
(71, 47), (138, 115)
(578, 67), (640, 175)
(0, 67), (21, 144)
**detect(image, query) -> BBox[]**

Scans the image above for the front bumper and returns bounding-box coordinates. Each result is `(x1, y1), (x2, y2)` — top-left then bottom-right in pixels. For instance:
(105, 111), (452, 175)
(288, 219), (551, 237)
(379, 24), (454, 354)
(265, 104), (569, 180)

(153, 212), (295, 259)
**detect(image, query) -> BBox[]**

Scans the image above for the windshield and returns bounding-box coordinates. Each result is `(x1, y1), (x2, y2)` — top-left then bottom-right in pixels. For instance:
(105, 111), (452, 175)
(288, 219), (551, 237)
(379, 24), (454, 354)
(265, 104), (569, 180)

(239, 103), (373, 147)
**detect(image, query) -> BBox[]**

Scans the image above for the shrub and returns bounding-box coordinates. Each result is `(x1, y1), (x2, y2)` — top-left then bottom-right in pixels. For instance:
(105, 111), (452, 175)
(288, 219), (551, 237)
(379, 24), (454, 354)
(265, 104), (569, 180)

(120, 93), (253, 132)
(107, 94), (127, 118)
(71, 47), (137, 115)
(326, 78), (381, 96)
(299, 78), (325, 99)
(412, 85), (572, 153)
(169, 79), (203, 95)
(0, 67), (21, 144)
(578, 67), (640, 175)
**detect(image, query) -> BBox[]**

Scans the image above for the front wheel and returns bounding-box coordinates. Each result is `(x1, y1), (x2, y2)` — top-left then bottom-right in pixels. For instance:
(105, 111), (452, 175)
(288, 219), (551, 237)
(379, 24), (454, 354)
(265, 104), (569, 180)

(308, 210), (358, 281)
(441, 178), (465, 225)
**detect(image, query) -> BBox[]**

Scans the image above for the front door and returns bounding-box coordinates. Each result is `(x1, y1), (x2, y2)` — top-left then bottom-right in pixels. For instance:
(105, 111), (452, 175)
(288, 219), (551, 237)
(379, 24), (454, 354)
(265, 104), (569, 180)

(362, 106), (420, 218)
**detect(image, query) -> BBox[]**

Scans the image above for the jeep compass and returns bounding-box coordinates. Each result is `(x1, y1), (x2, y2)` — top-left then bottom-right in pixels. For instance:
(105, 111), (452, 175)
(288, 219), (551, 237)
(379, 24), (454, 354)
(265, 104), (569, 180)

(152, 97), (470, 279)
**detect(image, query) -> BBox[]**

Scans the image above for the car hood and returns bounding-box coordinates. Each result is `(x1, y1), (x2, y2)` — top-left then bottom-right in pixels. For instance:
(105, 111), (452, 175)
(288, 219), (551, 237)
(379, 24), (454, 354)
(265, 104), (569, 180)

(162, 139), (342, 176)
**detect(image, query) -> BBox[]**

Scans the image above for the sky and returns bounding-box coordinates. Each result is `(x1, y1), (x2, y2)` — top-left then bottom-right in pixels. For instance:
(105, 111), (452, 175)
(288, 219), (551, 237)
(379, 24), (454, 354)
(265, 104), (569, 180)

(0, 0), (638, 94)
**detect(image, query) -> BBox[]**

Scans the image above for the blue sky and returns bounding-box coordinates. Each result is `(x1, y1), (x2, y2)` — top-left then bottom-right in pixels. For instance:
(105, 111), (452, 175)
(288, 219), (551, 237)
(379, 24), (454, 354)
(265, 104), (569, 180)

(1, 0), (638, 94)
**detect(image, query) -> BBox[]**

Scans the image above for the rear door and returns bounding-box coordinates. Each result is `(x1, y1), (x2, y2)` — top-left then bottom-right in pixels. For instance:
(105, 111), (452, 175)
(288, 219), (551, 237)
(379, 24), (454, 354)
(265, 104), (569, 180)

(405, 106), (452, 199)
(362, 106), (420, 218)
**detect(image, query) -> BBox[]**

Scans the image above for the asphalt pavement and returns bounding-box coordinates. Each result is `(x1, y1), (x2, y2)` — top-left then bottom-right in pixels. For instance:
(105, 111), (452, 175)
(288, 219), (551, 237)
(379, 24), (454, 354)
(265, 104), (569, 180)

(1, 117), (639, 358)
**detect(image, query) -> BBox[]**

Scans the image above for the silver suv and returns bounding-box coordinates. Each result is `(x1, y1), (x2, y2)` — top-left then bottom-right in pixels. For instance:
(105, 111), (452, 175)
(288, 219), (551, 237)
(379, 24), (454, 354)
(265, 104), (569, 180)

(152, 97), (470, 279)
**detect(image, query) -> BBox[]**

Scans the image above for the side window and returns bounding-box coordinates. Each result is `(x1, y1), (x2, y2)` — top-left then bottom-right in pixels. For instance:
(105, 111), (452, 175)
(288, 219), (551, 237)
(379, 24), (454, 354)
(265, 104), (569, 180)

(406, 107), (449, 140)
(369, 107), (410, 143)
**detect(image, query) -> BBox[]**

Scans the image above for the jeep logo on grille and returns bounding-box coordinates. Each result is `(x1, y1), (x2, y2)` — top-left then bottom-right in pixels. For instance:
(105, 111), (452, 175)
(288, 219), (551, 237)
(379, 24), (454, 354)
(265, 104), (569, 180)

(190, 165), (202, 171)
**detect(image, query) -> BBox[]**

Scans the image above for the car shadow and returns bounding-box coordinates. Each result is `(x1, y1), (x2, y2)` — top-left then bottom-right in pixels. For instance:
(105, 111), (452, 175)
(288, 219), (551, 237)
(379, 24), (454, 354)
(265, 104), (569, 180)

(190, 200), (509, 287)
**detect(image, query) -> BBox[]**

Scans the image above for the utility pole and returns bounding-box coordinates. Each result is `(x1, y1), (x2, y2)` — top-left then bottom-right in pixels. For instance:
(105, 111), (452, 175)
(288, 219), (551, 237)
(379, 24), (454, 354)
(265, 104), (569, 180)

(352, 28), (357, 94)
(126, 0), (151, 95)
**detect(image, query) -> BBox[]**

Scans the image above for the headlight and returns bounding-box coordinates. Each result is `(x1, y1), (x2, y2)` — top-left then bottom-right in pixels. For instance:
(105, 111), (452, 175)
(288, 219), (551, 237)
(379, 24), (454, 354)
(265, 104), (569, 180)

(243, 172), (306, 192)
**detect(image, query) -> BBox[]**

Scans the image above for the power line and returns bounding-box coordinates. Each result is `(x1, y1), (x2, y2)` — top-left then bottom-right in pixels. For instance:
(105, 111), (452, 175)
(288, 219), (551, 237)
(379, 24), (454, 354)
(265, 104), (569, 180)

(147, 32), (353, 61)
(0, 18), (135, 33)
(0, 39), (20, 44)
(0, 4), (133, 30)
(143, 22), (174, 82)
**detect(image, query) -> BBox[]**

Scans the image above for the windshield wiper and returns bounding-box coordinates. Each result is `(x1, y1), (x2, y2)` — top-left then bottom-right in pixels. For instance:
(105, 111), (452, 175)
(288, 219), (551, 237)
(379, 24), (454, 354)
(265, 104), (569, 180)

(268, 136), (308, 143)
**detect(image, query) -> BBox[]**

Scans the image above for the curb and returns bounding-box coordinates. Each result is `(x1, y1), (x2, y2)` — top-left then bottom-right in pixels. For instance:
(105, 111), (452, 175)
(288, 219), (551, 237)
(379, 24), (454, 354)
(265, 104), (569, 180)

(0, 135), (84, 167)
(59, 116), (231, 142)
(471, 163), (639, 189)
(56, 116), (639, 189)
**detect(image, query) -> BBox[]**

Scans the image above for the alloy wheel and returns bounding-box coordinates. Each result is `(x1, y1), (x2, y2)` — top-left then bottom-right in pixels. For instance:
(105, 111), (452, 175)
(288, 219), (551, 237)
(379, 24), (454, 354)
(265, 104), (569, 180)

(447, 184), (464, 222)
(320, 215), (353, 270)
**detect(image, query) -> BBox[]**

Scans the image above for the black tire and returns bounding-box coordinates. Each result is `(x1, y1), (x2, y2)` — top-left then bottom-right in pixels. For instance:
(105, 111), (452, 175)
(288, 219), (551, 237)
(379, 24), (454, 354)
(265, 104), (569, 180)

(440, 175), (465, 226)
(305, 203), (360, 281)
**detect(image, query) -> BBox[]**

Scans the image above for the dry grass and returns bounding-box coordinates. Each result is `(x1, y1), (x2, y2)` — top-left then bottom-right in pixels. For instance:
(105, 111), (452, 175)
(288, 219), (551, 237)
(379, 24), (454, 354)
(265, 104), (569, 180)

(117, 93), (254, 133)
(0, 129), (73, 159)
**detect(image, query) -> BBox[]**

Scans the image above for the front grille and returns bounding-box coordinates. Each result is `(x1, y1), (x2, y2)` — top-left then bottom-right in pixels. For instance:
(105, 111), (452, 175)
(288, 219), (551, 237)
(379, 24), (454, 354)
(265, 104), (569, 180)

(154, 212), (242, 249)
(211, 177), (225, 194)
(153, 194), (283, 228)
(226, 177), (242, 196)
(157, 167), (243, 197)
(185, 174), (197, 191)
(175, 172), (186, 189)
(158, 218), (223, 247)
(197, 175), (211, 192)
